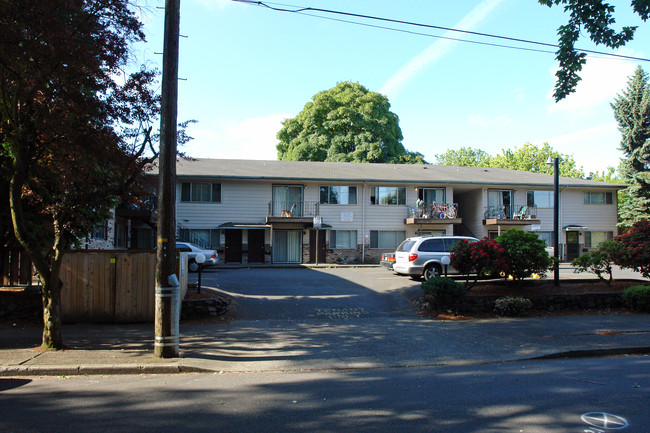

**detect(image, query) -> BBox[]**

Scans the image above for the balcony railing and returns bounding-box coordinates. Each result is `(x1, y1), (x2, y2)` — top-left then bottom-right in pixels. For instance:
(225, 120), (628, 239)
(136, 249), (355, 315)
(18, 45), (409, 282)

(407, 202), (458, 219)
(483, 204), (537, 220)
(268, 201), (320, 217)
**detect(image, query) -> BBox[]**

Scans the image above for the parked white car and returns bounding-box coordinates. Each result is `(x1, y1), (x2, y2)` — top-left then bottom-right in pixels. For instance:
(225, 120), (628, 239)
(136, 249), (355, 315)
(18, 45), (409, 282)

(175, 242), (219, 272)
(393, 236), (478, 280)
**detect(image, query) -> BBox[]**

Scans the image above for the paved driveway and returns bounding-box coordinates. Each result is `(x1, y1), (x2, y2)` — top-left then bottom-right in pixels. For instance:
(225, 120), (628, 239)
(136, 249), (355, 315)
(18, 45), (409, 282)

(200, 267), (420, 321)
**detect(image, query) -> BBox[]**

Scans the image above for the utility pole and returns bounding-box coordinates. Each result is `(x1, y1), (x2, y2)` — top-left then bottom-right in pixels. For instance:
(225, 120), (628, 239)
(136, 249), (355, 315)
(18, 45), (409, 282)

(154, 0), (181, 358)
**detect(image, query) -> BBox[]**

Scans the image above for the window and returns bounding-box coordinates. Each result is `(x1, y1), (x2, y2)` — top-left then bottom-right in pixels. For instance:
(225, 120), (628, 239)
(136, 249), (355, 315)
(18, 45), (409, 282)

(527, 190), (553, 208)
(418, 188), (445, 204)
(585, 231), (613, 248)
(320, 186), (357, 205)
(330, 230), (357, 249)
(370, 187), (406, 205)
(487, 189), (513, 218)
(370, 230), (405, 249)
(181, 182), (221, 203)
(92, 222), (108, 240)
(418, 238), (445, 252)
(584, 192), (613, 205)
(534, 231), (554, 246)
(178, 228), (221, 249)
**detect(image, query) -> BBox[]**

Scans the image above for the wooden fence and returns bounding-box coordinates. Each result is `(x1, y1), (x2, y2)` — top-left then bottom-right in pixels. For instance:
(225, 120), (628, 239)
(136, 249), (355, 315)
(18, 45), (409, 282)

(1, 248), (33, 287)
(61, 250), (188, 323)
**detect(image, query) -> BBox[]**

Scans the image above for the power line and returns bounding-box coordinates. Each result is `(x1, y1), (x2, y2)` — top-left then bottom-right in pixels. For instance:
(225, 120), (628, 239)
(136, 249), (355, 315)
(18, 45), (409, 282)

(233, 0), (650, 63)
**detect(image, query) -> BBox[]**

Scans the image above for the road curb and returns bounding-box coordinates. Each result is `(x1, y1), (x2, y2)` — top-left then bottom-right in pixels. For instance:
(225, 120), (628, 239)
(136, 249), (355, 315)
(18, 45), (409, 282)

(0, 363), (214, 377)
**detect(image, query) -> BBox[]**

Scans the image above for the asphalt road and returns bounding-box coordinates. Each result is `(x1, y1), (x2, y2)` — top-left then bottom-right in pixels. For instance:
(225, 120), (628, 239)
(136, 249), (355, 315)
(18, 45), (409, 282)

(200, 267), (420, 320)
(1, 356), (648, 433)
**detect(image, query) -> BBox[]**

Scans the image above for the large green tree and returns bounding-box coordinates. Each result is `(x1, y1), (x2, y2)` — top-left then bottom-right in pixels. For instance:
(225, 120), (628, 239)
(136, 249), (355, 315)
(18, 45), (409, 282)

(539, 0), (649, 101)
(277, 81), (425, 164)
(436, 143), (585, 178)
(0, 0), (159, 348)
(612, 66), (650, 227)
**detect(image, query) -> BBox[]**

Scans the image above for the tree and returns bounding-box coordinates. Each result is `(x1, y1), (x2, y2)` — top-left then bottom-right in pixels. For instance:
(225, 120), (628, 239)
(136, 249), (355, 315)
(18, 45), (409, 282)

(277, 81), (426, 164)
(0, 1), (159, 348)
(436, 143), (585, 178)
(571, 240), (622, 285)
(435, 147), (491, 167)
(539, 0), (649, 101)
(611, 66), (650, 227)
(614, 219), (650, 278)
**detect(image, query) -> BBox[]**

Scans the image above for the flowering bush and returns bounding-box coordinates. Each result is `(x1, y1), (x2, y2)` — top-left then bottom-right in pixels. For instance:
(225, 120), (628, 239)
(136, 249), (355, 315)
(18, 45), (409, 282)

(421, 277), (466, 308)
(614, 219), (650, 278)
(494, 296), (533, 317)
(450, 238), (508, 288)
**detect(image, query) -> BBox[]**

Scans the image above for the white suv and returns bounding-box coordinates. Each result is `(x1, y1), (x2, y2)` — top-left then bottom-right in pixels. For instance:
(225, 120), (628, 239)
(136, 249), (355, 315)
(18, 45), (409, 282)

(393, 236), (478, 280)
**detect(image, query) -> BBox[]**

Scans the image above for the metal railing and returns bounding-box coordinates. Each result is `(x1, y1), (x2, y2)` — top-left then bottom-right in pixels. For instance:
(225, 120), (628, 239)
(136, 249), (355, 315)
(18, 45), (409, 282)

(268, 201), (320, 217)
(176, 222), (211, 249)
(483, 204), (537, 220)
(407, 202), (458, 219)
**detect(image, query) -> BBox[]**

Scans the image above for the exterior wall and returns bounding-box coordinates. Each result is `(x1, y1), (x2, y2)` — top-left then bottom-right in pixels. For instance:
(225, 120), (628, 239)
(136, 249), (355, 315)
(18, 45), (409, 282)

(172, 176), (621, 264)
(81, 209), (117, 249)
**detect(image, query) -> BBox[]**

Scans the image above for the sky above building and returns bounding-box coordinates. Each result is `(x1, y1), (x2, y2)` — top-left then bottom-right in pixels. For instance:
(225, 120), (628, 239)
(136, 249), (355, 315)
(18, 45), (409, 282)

(137, 0), (650, 174)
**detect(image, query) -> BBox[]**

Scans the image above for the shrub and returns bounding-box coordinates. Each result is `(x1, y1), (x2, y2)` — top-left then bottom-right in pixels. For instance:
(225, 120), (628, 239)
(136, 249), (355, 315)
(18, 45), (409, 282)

(421, 277), (467, 308)
(614, 220), (650, 278)
(496, 229), (552, 281)
(449, 238), (508, 288)
(571, 240), (621, 286)
(622, 285), (650, 312)
(494, 296), (533, 317)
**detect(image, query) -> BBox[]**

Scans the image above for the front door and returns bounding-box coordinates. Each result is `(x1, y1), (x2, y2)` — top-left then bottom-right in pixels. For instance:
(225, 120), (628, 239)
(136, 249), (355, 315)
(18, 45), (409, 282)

(225, 229), (243, 263)
(247, 229), (265, 263)
(309, 230), (327, 263)
(566, 231), (580, 261)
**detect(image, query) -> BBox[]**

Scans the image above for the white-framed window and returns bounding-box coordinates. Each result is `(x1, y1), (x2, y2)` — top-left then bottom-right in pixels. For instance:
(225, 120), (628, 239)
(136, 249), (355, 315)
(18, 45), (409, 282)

(330, 230), (357, 249)
(370, 230), (405, 249)
(527, 190), (554, 208)
(418, 187), (445, 204)
(370, 187), (406, 205)
(534, 231), (554, 246)
(583, 191), (613, 205)
(320, 186), (357, 205)
(181, 182), (221, 203)
(584, 231), (613, 248)
(92, 222), (108, 240)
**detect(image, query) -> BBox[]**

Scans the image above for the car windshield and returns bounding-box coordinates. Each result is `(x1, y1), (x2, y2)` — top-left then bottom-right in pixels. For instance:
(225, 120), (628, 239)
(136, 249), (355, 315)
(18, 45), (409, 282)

(397, 240), (416, 252)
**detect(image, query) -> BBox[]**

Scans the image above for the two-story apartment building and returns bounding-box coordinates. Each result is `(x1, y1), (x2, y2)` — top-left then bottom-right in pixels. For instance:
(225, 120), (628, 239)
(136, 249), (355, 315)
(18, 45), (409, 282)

(137, 158), (623, 265)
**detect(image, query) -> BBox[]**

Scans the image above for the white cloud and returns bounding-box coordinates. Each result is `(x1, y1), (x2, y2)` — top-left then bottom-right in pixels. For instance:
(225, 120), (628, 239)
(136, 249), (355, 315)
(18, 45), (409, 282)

(184, 113), (290, 160)
(547, 51), (641, 116)
(380, 0), (506, 99)
(468, 113), (514, 128)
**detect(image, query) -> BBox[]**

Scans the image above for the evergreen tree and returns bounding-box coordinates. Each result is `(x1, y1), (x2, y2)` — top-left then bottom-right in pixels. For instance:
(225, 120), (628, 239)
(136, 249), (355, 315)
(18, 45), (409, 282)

(611, 66), (650, 227)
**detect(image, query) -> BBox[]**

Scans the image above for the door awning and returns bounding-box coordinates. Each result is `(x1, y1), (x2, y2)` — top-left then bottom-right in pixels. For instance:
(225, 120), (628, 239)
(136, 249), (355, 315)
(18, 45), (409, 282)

(218, 222), (270, 229)
(563, 224), (589, 231)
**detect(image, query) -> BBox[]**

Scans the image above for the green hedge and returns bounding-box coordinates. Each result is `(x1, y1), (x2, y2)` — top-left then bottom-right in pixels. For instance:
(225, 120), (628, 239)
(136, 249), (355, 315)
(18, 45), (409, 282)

(622, 285), (650, 313)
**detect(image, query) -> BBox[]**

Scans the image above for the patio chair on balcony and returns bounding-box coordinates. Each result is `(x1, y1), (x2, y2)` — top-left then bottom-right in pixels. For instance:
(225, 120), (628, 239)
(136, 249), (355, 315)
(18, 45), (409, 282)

(513, 206), (528, 219)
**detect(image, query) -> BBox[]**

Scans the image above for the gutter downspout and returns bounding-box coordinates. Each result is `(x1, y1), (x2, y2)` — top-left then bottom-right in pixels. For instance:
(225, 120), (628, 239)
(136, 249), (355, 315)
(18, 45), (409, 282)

(362, 182), (366, 264)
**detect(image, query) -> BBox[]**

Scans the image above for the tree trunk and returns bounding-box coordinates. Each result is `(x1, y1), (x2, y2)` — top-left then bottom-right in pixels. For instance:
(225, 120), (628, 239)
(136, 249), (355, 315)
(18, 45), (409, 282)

(40, 262), (63, 349)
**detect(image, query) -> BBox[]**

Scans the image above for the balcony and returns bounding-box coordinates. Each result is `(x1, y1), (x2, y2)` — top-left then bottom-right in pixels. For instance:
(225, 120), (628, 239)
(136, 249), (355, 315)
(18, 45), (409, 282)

(483, 205), (540, 226)
(405, 203), (462, 225)
(266, 201), (320, 225)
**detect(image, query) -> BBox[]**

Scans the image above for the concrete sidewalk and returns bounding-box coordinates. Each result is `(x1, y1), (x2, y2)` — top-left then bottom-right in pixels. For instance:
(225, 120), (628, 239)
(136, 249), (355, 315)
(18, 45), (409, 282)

(2, 314), (649, 376)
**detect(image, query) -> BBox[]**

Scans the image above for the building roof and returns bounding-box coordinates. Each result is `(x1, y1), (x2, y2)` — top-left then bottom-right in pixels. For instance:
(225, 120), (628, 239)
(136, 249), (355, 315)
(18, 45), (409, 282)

(146, 158), (624, 190)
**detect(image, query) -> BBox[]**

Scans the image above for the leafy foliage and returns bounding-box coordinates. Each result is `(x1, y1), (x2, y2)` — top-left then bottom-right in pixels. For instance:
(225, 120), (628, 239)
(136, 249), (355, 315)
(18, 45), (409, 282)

(538, 0), (649, 101)
(494, 296), (533, 317)
(611, 66), (650, 228)
(0, 0), (159, 348)
(449, 238), (508, 288)
(571, 240), (621, 285)
(496, 229), (553, 281)
(622, 285), (650, 312)
(277, 81), (425, 164)
(436, 143), (585, 178)
(421, 277), (467, 308)
(613, 219), (650, 278)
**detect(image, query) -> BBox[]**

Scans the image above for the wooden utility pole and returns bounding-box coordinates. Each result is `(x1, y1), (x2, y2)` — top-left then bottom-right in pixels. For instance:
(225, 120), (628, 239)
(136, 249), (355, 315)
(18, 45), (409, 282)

(154, 0), (181, 358)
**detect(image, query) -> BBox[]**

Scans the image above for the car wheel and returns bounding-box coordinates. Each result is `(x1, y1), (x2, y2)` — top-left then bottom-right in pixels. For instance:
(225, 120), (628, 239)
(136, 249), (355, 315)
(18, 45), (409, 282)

(188, 260), (199, 272)
(423, 264), (441, 281)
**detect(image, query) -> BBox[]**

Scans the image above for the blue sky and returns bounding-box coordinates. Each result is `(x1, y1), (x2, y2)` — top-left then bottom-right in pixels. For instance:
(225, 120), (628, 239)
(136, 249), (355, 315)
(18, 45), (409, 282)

(137, 0), (650, 174)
